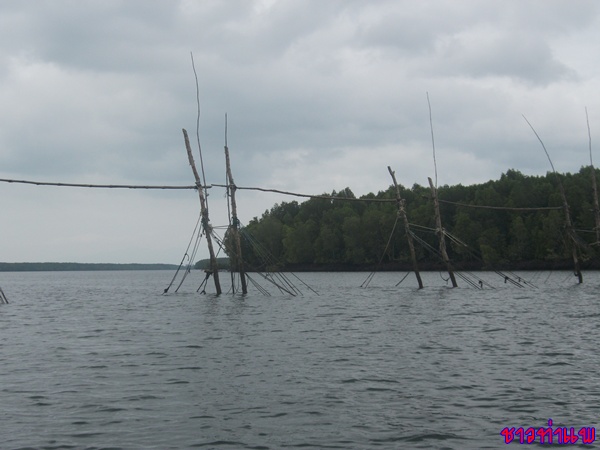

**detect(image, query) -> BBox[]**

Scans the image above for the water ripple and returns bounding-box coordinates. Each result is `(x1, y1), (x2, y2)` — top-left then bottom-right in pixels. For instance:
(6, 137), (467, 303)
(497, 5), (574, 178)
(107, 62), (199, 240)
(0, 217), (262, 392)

(0, 270), (599, 448)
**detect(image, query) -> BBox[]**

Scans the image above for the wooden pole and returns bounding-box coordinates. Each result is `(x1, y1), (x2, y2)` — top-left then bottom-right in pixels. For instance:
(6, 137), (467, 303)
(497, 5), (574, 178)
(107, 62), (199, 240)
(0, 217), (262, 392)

(523, 116), (582, 284)
(224, 120), (248, 294)
(182, 128), (222, 295)
(586, 109), (600, 245)
(0, 286), (8, 304)
(428, 177), (458, 287)
(557, 181), (583, 284)
(388, 166), (423, 289)
(590, 166), (600, 245)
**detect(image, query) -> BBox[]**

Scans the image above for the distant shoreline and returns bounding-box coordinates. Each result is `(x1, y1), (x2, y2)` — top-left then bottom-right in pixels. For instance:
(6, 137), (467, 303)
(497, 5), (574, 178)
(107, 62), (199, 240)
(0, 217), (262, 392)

(3, 260), (599, 273)
(0, 262), (179, 272)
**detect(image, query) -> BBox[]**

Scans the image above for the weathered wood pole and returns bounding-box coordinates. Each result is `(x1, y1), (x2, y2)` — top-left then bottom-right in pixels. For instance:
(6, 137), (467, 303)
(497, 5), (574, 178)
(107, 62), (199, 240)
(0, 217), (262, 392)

(428, 177), (458, 287)
(523, 115), (583, 284)
(388, 166), (423, 289)
(585, 108), (600, 245)
(557, 181), (583, 284)
(182, 128), (222, 295)
(590, 166), (600, 245)
(224, 142), (248, 294)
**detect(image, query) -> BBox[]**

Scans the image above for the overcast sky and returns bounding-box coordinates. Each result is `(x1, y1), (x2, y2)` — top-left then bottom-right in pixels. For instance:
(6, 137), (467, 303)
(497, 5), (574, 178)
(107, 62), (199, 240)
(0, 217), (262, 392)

(1, 0), (600, 264)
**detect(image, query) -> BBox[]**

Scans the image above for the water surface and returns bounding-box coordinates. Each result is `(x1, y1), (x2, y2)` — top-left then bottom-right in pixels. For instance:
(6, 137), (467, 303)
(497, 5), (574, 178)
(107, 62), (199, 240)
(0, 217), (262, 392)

(0, 270), (598, 449)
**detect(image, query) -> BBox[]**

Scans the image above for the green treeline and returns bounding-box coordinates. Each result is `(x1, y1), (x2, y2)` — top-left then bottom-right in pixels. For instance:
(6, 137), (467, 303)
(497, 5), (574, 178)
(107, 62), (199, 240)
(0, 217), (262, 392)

(194, 258), (231, 270)
(0, 262), (179, 272)
(239, 167), (600, 271)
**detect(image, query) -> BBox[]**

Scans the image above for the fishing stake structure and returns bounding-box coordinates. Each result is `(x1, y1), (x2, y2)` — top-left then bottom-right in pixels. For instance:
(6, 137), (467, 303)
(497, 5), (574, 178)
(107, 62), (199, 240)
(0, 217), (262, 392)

(388, 166), (423, 289)
(428, 177), (458, 287)
(224, 115), (248, 294)
(182, 128), (222, 295)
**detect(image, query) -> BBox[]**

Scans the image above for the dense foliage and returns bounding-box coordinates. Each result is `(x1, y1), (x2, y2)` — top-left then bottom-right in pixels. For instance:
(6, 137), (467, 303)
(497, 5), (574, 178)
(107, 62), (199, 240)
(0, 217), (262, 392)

(238, 167), (600, 270)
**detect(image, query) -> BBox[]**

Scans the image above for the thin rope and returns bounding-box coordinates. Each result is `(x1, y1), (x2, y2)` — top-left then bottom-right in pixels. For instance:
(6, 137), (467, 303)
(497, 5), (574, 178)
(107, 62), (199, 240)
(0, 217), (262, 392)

(175, 227), (204, 293)
(253, 272), (296, 296)
(438, 199), (562, 211)
(408, 223), (438, 233)
(0, 178), (196, 189)
(163, 253), (189, 294)
(164, 212), (202, 294)
(246, 273), (271, 296)
(523, 115), (556, 174)
(427, 92), (438, 188)
(441, 228), (529, 288)
(395, 272), (410, 287)
(361, 214), (400, 288)
(0, 286), (8, 304)
(360, 271), (377, 288)
(211, 184), (397, 203)
(289, 272), (319, 295)
(191, 52), (210, 212)
(196, 270), (212, 294)
(238, 225), (311, 296)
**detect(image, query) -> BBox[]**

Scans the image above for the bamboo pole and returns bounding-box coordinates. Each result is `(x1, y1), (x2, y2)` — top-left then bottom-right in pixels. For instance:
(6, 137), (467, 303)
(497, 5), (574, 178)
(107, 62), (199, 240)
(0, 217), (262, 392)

(182, 128), (222, 295)
(224, 118), (248, 294)
(590, 166), (600, 246)
(586, 108), (600, 245)
(523, 116), (582, 284)
(388, 166), (423, 289)
(428, 177), (457, 287)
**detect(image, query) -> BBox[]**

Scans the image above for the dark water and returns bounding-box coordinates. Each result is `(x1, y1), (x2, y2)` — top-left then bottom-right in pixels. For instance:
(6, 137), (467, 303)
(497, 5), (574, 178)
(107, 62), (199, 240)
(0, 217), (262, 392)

(0, 270), (598, 449)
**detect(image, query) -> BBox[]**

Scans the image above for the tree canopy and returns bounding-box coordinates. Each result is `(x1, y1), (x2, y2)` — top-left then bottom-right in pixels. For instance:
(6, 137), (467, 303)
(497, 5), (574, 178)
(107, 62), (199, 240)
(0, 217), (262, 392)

(236, 167), (600, 271)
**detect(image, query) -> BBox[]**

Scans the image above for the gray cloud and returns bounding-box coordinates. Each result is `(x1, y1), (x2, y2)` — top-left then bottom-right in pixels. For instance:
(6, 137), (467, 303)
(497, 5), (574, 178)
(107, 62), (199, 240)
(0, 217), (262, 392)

(1, 0), (600, 263)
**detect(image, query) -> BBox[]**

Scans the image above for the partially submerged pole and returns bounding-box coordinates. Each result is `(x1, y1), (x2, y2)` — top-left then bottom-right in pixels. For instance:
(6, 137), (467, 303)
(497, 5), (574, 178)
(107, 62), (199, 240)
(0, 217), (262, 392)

(523, 115), (583, 284)
(0, 285), (8, 304)
(182, 128), (222, 295)
(224, 116), (248, 294)
(586, 108), (600, 245)
(388, 166), (423, 289)
(590, 166), (600, 245)
(428, 177), (458, 287)
(559, 181), (583, 284)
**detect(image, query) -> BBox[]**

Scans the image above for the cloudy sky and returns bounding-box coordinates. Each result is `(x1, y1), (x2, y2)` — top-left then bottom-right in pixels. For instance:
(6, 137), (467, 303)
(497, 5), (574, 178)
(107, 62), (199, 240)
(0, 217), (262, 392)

(1, 0), (600, 264)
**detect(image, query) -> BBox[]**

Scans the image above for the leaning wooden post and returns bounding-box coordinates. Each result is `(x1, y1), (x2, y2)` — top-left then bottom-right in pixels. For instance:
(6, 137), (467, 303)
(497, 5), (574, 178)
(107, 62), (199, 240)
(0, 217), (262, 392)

(224, 124), (248, 294)
(523, 115), (583, 284)
(557, 180), (583, 284)
(428, 177), (458, 287)
(388, 166), (423, 289)
(182, 128), (222, 295)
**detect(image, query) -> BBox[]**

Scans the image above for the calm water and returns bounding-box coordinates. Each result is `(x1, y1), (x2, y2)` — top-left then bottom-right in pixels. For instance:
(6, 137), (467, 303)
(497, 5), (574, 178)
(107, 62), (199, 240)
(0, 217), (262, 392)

(0, 270), (598, 449)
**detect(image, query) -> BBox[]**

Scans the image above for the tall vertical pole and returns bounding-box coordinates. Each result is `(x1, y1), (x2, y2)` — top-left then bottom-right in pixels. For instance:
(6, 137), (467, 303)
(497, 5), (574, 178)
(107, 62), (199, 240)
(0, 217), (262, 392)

(590, 166), (600, 246)
(586, 109), (600, 245)
(558, 181), (583, 284)
(523, 115), (582, 283)
(388, 166), (423, 289)
(183, 128), (222, 295)
(224, 116), (248, 294)
(523, 116), (582, 284)
(428, 177), (457, 287)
